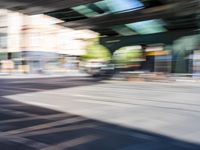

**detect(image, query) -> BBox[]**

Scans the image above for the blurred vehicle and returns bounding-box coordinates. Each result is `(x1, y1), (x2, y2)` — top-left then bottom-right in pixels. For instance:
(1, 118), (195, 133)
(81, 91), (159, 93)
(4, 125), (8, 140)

(80, 39), (114, 77)
(80, 59), (114, 77)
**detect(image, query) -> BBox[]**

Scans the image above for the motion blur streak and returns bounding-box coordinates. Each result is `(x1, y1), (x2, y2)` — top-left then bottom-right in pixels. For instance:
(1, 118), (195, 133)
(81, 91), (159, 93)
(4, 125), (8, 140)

(0, 0), (200, 150)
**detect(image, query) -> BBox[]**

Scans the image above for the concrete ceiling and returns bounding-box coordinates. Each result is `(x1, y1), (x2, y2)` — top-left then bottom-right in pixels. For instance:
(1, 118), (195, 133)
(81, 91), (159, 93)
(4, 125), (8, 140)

(0, 0), (199, 37)
(0, 0), (101, 14)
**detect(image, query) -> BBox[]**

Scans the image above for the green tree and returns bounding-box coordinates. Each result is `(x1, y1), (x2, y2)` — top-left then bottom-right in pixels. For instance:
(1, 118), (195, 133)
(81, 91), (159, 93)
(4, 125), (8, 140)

(82, 39), (111, 61)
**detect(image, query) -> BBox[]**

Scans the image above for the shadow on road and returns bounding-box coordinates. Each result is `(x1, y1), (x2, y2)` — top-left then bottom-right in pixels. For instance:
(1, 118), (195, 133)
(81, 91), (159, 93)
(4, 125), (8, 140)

(0, 77), (102, 96)
(0, 77), (200, 149)
(0, 96), (200, 150)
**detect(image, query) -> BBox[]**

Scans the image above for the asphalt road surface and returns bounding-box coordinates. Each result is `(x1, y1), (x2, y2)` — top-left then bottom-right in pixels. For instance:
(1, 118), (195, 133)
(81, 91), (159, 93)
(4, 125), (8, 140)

(0, 77), (200, 150)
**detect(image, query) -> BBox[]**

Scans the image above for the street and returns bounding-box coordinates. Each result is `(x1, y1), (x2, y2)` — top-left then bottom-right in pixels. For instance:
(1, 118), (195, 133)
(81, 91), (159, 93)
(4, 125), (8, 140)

(0, 77), (200, 150)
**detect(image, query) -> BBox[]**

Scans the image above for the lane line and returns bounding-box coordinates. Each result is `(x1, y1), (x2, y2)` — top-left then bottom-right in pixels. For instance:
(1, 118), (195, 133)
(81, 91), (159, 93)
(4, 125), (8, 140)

(76, 99), (200, 113)
(1, 117), (88, 136)
(40, 135), (100, 150)
(0, 113), (68, 124)
(42, 89), (200, 107)
(0, 135), (49, 149)
(19, 101), (60, 109)
(17, 123), (97, 137)
(0, 107), (38, 117)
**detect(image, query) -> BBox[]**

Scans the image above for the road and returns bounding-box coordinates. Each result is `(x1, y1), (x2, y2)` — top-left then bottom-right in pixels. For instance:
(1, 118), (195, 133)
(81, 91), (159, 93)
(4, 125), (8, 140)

(0, 77), (200, 150)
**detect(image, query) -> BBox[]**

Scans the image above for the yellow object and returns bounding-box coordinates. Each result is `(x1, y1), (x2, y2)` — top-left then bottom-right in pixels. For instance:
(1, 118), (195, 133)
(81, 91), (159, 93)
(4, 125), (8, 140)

(146, 50), (169, 56)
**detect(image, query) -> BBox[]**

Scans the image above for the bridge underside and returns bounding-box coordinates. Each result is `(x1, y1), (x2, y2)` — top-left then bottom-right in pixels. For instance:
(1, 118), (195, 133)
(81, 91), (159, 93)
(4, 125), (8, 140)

(0, 0), (199, 44)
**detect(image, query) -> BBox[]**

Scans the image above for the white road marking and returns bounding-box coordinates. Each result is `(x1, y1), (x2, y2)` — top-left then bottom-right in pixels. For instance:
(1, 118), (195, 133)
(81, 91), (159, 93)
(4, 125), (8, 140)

(0, 107), (38, 117)
(41, 135), (100, 150)
(0, 113), (67, 124)
(1, 117), (87, 136)
(77, 99), (132, 108)
(20, 101), (59, 109)
(0, 135), (49, 149)
(17, 123), (97, 137)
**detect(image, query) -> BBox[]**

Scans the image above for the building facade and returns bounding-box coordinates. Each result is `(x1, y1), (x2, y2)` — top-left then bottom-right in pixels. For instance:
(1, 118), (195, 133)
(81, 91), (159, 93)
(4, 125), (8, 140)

(0, 9), (98, 73)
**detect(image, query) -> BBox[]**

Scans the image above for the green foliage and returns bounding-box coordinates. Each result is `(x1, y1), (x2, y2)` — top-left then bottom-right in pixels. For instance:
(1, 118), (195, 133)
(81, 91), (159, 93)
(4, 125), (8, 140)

(82, 43), (111, 61)
(113, 47), (142, 64)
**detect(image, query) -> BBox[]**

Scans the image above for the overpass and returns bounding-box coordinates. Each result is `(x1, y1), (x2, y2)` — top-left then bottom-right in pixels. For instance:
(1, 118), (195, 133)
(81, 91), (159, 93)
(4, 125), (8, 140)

(0, 0), (200, 53)
(0, 0), (199, 36)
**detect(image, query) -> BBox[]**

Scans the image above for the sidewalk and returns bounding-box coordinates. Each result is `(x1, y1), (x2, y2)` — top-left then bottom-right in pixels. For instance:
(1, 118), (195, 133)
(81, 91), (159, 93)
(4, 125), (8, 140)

(111, 72), (200, 84)
(1, 72), (200, 85)
(0, 72), (89, 79)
